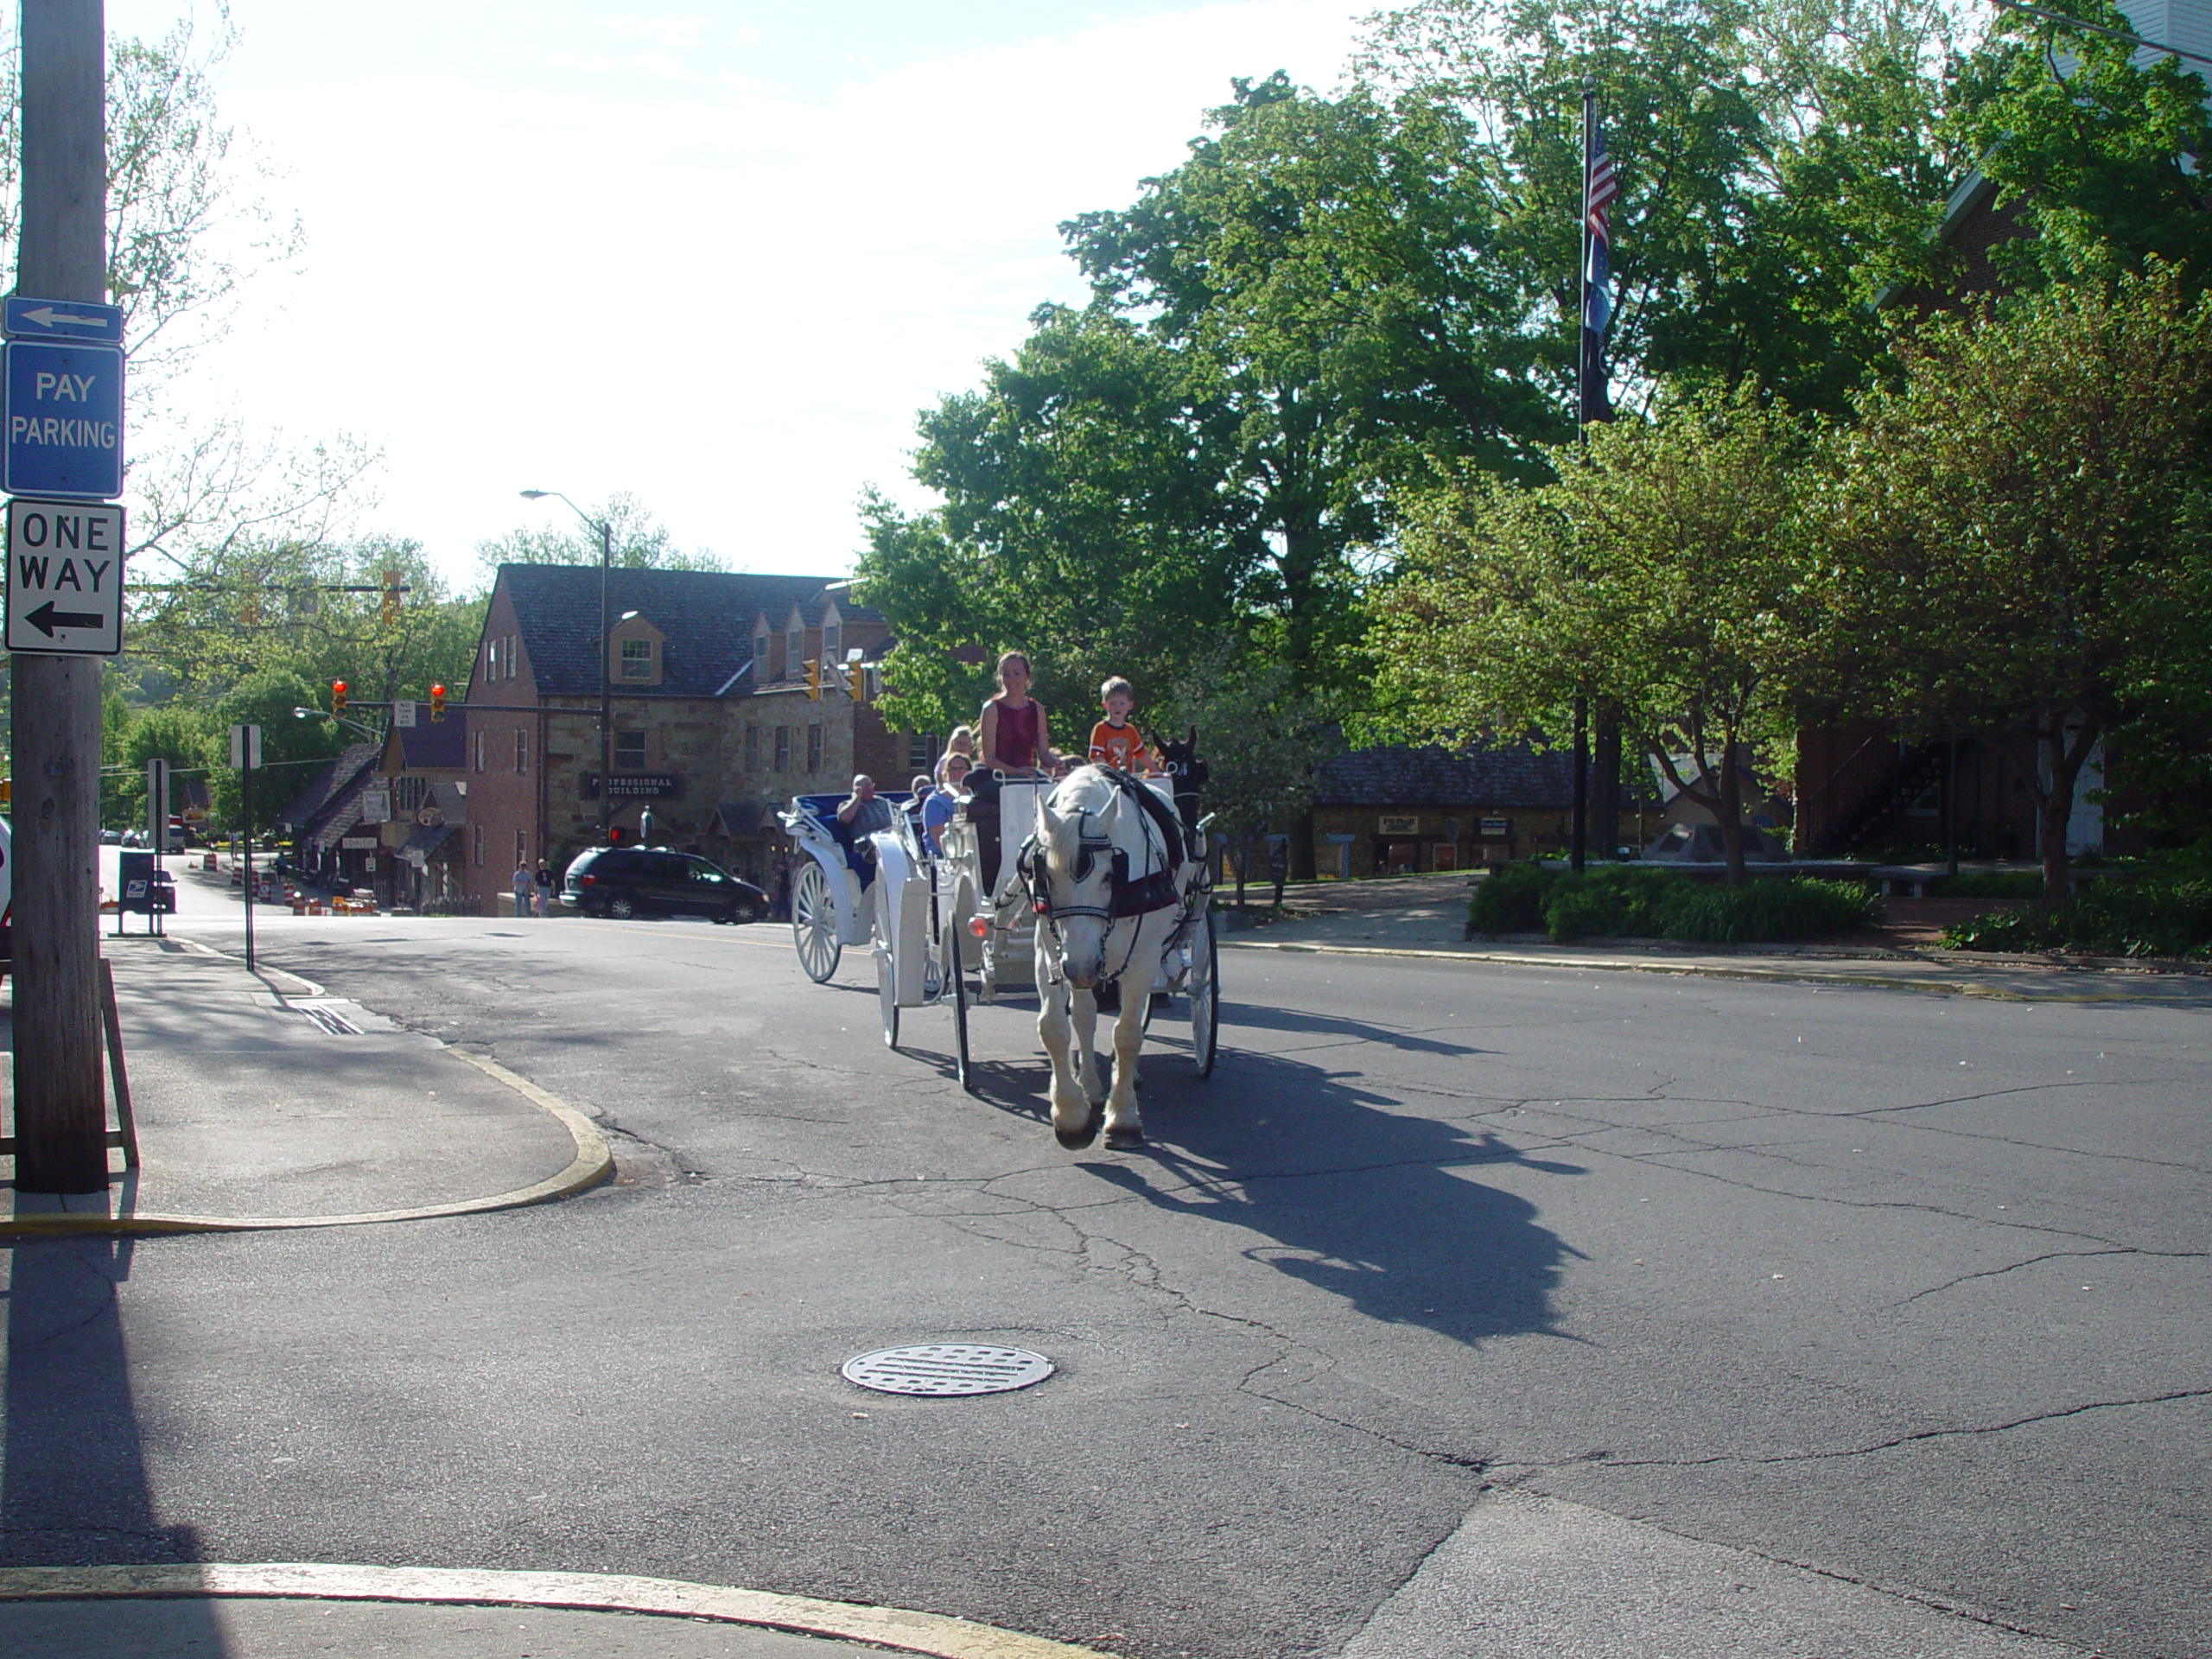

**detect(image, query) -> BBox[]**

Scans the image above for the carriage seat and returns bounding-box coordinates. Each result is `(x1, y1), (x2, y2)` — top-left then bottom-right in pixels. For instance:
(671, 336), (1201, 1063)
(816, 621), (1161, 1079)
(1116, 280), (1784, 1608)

(794, 791), (913, 890)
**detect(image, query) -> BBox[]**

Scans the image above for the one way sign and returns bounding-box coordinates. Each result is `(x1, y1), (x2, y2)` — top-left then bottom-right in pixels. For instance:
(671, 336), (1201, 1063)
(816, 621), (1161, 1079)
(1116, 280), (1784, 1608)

(6, 496), (124, 656)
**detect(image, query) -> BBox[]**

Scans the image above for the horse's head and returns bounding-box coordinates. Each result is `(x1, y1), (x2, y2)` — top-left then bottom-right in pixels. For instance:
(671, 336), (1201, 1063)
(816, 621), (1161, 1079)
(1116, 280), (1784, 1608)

(1035, 779), (1124, 989)
(1150, 727), (1208, 792)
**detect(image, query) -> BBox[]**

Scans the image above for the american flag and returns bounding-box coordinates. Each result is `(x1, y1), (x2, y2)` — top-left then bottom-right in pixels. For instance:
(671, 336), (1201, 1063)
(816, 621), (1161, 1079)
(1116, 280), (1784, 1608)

(1582, 124), (1617, 336)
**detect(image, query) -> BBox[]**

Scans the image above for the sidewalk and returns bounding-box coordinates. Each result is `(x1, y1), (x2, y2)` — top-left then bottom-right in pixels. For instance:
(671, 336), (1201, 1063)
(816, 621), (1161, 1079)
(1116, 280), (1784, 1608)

(0, 934), (613, 1234)
(1223, 880), (2212, 1006)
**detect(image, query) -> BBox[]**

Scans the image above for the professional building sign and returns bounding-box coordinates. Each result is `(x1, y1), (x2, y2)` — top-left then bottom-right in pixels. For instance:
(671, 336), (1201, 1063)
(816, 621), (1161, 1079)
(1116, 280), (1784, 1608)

(1378, 815), (1419, 836)
(584, 772), (683, 800)
(1479, 817), (1511, 838)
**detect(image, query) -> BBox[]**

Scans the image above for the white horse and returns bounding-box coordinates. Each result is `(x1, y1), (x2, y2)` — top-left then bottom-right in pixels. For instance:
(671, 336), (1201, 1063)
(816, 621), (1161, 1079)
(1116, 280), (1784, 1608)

(1027, 766), (1198, 1150)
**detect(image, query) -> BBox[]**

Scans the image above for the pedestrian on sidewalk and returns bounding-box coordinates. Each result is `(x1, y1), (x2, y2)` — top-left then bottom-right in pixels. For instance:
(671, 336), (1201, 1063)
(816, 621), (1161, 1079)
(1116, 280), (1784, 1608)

(534, 859), (554, 917)
(512, 860), (534, 918)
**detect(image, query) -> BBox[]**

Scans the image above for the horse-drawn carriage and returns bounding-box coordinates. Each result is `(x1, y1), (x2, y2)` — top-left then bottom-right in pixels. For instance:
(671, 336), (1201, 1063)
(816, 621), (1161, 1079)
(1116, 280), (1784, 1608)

(781, 757), (1218, 1144)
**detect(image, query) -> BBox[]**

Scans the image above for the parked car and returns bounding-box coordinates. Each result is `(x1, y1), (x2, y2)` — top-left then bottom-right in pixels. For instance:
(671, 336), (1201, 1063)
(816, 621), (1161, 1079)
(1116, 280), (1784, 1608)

(562, 847), (767, 924)
(99, 828), (122, 844)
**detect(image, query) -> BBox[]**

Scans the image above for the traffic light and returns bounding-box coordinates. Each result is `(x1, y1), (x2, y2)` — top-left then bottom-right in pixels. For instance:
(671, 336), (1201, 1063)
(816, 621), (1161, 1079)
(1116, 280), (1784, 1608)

(803, 659), (822, 701)
(606, 825), (626, 845)
(842, 659), (863, 699)
(429, 683), (446, 722)
(379, 569), (402, 626)
(331, 679), (347, 718)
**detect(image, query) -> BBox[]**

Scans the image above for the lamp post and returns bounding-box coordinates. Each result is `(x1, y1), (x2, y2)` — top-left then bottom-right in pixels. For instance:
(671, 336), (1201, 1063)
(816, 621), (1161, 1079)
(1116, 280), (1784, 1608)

(520, 491), (615, 840)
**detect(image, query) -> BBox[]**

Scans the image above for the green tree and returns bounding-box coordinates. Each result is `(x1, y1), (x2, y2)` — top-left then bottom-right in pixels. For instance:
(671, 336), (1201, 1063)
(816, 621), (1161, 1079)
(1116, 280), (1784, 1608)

(474, 493), (723, 579)
(1946, 0), (2212, 296)
(1358, 0), (1967, 417)
(1823, 267), (2212, 900)
(1373, 387), (1823, 883)
(208, 668), (345, 835)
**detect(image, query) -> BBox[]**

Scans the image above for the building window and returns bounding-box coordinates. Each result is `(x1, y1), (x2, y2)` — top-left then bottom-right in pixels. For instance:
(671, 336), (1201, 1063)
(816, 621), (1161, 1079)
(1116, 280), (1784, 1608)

(513, 728), (527, 775)
(474, 823), (484, 868)
(620, 638), (652, 680)
(823, 623), (840, 661)
(746, 725), (760, 771)
(474, 731), (485, 772)
(755, 632), (770, 678)
(516, 828), (527, 865)
(614, 730), (647, 770)
(774, 727), (790, 772)
(507, 635), (518, 678)
(908, 732), (938, 772)
(785, 628), (802, 680)
(806, 725), (823, 773)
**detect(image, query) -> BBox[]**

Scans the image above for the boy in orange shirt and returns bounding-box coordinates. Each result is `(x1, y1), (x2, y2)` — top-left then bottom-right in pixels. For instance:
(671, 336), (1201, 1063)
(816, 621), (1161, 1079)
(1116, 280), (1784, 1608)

(1088, 677), (1154, 773)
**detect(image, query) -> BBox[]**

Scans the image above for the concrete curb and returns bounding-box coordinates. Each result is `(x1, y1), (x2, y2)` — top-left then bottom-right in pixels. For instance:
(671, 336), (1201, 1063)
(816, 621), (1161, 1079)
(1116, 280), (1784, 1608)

(0, 1563), (1124, 1659)
(0, 1049), (614, 1240)
(1224, 938), (2062, 1000)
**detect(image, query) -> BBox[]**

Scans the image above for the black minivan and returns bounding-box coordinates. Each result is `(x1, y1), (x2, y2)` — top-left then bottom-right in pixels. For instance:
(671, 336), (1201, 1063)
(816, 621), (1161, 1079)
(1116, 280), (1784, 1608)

(563, 847), (767, 924)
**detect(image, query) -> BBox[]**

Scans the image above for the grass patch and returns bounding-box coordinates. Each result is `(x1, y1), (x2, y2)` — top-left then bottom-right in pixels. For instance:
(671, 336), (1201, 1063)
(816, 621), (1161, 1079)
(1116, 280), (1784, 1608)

(1469, 863), (1880, 944)
(1941, 878), (2212, 960)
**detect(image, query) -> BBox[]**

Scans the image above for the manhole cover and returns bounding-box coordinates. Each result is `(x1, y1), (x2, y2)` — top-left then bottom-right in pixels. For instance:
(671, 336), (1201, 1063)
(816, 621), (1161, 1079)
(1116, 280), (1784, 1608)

(841, 1344), (1055, 1396)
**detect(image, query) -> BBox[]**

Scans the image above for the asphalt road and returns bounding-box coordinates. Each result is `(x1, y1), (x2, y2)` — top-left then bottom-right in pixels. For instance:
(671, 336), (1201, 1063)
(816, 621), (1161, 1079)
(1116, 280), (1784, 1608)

(6, 906), (2205, 1657)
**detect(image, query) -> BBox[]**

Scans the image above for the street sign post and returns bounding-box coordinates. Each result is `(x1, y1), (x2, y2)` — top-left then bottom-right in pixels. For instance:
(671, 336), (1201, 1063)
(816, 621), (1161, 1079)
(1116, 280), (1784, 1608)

(3, 338), (124, 498)
(232, 722), (262, 971)
(5, 496), (124, 654)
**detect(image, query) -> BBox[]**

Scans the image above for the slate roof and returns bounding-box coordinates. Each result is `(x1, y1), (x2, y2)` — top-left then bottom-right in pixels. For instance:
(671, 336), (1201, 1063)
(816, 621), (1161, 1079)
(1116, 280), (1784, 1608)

(499, 565), (855, 700)
(391, 710), (467, 771)
(1315, 742), (1649, 809)
(276, 742), (382, 834)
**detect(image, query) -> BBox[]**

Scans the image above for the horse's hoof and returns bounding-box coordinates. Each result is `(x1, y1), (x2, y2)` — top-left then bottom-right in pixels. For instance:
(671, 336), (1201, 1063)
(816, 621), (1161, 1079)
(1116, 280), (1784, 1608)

(1104, 1125), (1146, 1150)
(1055, 1104), (1103, 1151)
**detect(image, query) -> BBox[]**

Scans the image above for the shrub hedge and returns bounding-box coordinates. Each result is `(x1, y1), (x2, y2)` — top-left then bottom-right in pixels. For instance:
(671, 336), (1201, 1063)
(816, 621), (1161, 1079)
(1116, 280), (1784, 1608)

(1467, 863), (1880, 944)
(1940, 879), (2212, 959)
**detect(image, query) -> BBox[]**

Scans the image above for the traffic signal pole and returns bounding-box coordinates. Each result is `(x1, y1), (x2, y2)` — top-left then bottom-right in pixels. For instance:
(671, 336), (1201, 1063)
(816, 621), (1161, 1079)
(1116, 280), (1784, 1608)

(10, 0), (111, 1195)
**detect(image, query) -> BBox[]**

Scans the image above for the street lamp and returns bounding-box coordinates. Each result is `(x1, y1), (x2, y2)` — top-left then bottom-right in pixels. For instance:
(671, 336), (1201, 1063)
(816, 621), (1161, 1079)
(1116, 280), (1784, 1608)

(520, 490), (615, 840)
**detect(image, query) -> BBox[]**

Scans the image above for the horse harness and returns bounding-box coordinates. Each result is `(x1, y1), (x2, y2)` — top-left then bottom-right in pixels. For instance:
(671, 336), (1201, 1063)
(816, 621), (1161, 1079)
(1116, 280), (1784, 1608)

(1018, 767), (1188, 982)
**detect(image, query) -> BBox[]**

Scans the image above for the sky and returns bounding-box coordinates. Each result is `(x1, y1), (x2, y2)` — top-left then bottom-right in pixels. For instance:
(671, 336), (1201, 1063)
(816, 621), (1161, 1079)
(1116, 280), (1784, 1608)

(102, 0), (1374, 590)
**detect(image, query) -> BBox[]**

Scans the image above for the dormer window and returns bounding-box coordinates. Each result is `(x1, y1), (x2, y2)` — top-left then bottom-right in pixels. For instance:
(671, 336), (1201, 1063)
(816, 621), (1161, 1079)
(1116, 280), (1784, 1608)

(785, 627), (802, 680)
(607, 614), (665, 688)
(823, 623), (840, 661)
(755, 629), (770, 677)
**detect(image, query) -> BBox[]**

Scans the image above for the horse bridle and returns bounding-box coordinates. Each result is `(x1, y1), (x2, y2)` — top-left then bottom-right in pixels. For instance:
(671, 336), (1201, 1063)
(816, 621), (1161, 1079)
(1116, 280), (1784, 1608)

(1018, 788), (1179, 985)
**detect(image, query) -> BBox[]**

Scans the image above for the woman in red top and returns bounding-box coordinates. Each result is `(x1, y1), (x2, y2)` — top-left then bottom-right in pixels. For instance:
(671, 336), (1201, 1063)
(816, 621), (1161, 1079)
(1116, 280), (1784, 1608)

(977, 651), (1065, 776)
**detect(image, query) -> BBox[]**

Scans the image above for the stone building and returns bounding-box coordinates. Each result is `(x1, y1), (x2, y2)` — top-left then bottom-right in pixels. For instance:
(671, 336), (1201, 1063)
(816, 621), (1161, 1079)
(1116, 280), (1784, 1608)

(459, 564), (931, 914)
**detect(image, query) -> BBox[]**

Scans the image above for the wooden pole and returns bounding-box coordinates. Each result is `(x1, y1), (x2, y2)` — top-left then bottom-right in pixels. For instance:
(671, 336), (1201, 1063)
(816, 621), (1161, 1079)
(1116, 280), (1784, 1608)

(10, 0), (111, 1195)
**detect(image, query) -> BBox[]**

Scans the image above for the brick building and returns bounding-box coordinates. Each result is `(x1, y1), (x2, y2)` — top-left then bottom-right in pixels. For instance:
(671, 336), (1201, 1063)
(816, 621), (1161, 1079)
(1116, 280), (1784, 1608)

(460, 564), (931, 914)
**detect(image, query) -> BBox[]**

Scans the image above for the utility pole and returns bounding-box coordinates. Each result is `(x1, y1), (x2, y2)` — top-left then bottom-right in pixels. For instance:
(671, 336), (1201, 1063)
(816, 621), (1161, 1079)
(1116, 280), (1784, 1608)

(11, 0), (111, 1195)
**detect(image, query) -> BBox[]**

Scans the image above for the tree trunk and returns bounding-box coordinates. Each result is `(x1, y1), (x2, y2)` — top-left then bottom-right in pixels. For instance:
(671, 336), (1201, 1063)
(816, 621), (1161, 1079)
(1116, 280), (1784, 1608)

(1714, 742), (1749, 888)
(2037, 716), (2101, 906)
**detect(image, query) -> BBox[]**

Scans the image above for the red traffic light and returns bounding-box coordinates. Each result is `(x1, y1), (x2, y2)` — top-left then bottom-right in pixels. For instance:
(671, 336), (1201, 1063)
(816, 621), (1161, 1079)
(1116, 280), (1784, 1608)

(331, 679), (348, 716)
(429, 683), (446, 721)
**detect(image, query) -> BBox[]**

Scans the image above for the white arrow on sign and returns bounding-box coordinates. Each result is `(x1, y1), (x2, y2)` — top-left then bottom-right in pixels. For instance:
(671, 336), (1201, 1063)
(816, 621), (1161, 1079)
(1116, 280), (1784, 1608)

(21, 305), (110, 328)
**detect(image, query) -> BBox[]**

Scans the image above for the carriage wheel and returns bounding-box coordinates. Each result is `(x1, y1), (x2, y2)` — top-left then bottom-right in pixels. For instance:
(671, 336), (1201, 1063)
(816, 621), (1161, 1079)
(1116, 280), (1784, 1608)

(947, 913), (973, 1094)
(792, 862), (841, 982)
(877, 938), (899, 1050)
(1190, 908), (1218, 1079)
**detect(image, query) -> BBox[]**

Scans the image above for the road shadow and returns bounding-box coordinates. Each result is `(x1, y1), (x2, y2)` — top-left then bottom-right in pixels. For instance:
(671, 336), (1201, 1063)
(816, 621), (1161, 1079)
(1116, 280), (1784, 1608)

(1080, 1041), (1584, 1347)
(3, 1237), (214, 1597)
(1214, 1001), (1488, 1057)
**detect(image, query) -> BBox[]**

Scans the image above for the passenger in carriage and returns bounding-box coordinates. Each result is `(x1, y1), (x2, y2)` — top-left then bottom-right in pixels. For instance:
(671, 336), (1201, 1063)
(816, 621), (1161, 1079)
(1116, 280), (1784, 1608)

(923, 751), (972, 856)
(836, 774), (895, 887)
(946, 725), (977, 765)
(1087, 677), (1155, 773)
(976, 651), (1066, 778)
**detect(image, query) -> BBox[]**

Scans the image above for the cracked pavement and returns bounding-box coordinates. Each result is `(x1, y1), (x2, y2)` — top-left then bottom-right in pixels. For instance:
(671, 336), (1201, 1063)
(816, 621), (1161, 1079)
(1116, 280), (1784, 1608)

(3, 913), (2203, 1657)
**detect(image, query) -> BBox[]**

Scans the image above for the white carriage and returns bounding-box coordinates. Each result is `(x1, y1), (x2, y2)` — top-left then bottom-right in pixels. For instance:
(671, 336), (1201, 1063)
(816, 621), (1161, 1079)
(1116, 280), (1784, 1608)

(785, 772), (1217, 1093)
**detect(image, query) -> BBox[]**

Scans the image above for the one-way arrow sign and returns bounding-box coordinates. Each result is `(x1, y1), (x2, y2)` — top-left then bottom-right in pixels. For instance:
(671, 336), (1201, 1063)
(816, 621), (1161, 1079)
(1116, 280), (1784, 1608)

(6, 496), (125, 656)
(3, 295), (124, 345)
(24, 599), (104, 635)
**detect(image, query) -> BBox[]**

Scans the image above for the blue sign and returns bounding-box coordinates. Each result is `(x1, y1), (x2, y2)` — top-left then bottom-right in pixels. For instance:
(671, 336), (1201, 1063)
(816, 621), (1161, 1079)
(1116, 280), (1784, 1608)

(3, 296), (125, 345)
(3, 340), (124, 499)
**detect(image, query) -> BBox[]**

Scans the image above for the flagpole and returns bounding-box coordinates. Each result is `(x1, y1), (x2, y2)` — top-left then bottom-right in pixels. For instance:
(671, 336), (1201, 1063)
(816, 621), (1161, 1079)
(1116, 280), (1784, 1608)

(1570, 78), (1595, 874)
